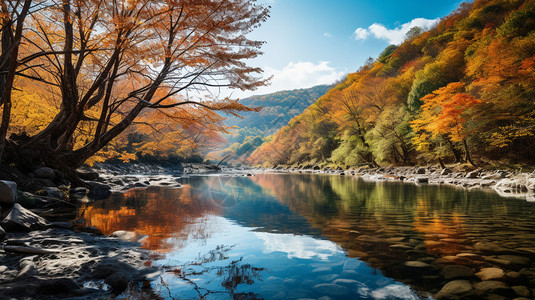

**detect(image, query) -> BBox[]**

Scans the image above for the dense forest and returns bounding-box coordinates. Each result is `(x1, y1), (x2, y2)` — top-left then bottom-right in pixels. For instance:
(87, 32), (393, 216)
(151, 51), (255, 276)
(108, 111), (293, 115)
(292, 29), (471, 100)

(249, 0), (535, 169)
(208, 85), (331, 165)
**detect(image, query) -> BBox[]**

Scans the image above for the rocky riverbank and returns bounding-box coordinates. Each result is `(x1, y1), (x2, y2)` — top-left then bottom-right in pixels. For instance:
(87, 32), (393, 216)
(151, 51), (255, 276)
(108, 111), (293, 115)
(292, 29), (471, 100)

(275, 165), (535, 202)
(0, 163), (173, 299)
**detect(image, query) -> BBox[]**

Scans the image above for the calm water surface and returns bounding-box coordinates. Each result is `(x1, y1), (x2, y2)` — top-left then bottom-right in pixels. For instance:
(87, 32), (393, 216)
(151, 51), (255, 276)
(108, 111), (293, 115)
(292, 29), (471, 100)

(78, 173), (535, 299)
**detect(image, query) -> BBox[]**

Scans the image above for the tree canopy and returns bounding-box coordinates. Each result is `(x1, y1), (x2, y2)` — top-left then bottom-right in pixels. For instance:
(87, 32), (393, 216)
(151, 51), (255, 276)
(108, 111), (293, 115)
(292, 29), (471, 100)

(0, 0), (269, 177)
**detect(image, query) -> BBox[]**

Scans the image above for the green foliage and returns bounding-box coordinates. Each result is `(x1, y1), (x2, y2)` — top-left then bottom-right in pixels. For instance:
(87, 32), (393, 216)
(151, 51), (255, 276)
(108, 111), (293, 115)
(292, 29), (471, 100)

(378, 45), (398, 63)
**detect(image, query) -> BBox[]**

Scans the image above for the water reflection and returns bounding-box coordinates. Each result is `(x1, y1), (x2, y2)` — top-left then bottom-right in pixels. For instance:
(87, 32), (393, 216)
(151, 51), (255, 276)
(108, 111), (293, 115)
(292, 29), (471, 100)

(78, 174), (535, 299)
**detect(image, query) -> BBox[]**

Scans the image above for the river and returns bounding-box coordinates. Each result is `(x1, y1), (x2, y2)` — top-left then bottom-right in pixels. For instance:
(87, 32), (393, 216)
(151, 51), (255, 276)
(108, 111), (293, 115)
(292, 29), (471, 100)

(77, 173), (535, 299)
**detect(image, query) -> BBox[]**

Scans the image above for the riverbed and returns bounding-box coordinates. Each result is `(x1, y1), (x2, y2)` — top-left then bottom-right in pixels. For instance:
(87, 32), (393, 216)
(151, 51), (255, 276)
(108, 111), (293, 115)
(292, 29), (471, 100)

(78, 173), (535, 299)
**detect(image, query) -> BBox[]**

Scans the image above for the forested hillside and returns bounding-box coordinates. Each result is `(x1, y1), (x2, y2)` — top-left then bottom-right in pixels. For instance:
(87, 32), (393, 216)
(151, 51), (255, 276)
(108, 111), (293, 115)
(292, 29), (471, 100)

(208, 85), (331, 164)
(249, 0), (535, 168)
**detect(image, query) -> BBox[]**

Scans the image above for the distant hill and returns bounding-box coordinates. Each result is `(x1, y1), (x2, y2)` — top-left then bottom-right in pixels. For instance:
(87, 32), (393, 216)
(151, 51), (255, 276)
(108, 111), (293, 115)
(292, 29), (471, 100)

(249, 0), (535, 168)
(207, 85), (332, 164)
(226, 84), (332, 133)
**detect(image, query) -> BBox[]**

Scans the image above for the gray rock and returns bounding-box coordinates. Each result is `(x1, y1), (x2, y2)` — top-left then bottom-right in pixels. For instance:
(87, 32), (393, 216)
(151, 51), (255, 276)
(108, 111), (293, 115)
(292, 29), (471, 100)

(1, 203), (49, 232)
(105, 272), (130, 294)
(313, 283), (350, 296)
(34, 167), (55, 180)
(476, 268), (505, 281)
(87, 181), (111, 200)
(440, 265), (474, 280)
(0, 225), (5, 239)
(435, 280), (473, 299)
(0, 180), (17, 204)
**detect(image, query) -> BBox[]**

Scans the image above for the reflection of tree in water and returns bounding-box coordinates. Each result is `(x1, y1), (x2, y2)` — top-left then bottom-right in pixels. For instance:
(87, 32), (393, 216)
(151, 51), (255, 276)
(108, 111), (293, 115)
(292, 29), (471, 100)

(160, 245), (264, 300)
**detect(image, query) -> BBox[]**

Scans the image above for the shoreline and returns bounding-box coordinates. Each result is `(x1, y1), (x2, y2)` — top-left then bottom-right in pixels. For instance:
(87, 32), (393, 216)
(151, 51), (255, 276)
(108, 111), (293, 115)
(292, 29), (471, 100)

(266, 165), (535, 202)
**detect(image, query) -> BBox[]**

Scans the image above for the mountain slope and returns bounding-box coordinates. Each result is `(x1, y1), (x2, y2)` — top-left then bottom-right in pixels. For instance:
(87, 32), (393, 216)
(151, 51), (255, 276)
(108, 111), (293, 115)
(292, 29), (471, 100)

(208, 85), (332, 164)
(249, 0), (535, 168)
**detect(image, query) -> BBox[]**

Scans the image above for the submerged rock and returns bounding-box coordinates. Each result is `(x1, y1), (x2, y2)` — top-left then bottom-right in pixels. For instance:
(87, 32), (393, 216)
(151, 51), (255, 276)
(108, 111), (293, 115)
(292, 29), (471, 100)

(313, 283), (350, 296)
(476, 268), (506, 281)
(440, 265), (474, 280)
(435, 280), (473, 299)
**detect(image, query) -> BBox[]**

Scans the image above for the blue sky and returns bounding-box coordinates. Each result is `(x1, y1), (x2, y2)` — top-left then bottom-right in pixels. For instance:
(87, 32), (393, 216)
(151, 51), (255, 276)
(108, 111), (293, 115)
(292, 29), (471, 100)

(231, 0), (467, 98)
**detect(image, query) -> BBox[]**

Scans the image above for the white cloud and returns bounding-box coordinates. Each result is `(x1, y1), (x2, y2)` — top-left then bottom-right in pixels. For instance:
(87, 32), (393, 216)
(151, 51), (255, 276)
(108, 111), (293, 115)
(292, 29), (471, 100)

(354, 28), (370, 40)
(238, 61), (344, 97)
(353, 17), (440, 45)
(323, 32), (333, 38)
(256, 232), (343, 260)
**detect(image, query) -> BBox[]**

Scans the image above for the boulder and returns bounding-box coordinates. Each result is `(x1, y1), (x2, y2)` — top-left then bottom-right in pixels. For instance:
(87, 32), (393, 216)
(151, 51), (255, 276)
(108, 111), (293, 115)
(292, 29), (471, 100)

(0, 180), (17, 205)
(1, 203), (49, 232)
(34, 167), (55, 180)
(476, 267), (505, 281)
(105, 272), (130, 294)
(86, 181), (111, 200)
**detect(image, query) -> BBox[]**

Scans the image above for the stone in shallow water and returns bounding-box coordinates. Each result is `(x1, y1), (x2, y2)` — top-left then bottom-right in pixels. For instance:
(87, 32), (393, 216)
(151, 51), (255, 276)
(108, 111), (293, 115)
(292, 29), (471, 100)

(497, 255), (530, 267)
(440, 265), (474, 280)
(342, 259), (361, 270)
(474, 242), (512, 254)
(435, 280), (473, 299)
(313, 283), (350, 296)
(476, 268), (505, 281)
(512, 285), (531, 298)
(474, 281), (511, 294)
(404, 261), (432, 268)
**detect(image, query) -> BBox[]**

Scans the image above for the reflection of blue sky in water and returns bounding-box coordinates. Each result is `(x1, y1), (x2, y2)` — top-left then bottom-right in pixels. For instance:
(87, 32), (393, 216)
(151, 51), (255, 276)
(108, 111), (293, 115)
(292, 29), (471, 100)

(152, 216), (423, 300)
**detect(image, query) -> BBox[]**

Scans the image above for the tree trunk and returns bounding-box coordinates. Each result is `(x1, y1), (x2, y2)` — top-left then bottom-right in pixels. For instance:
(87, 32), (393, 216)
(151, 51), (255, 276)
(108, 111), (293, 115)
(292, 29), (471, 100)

(463, 139), (476, 167)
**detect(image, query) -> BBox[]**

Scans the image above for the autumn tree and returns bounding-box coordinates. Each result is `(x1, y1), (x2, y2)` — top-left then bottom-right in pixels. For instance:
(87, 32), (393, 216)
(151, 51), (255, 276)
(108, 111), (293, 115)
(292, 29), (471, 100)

(1, 0), (269, 180)
(411, 82), (481, 165)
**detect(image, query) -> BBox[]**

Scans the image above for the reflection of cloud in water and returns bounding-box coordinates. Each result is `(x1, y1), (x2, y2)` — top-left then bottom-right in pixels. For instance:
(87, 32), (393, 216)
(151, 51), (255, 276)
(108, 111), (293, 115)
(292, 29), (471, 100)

(371, 284), (420, 300)
(255, 232), (343, 260)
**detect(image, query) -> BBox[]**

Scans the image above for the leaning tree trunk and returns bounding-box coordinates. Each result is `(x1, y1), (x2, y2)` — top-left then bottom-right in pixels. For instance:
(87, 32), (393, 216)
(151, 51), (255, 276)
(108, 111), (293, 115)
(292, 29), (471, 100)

(463, 139), (476, 167)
